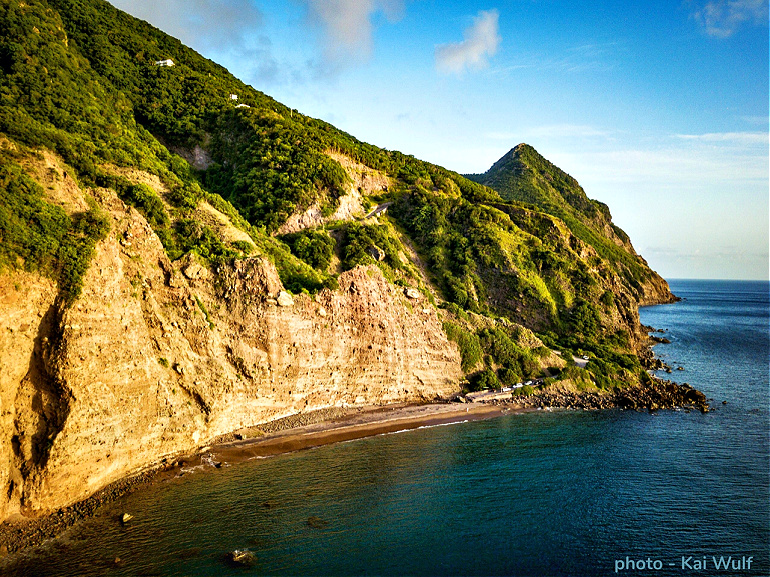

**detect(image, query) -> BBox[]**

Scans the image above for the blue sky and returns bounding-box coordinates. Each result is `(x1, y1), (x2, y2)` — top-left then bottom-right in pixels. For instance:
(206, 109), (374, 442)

(111, 0), (769, 280)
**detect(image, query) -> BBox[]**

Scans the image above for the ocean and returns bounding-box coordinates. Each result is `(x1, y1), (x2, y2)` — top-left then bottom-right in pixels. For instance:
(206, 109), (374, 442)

(3, 279), (768, 576)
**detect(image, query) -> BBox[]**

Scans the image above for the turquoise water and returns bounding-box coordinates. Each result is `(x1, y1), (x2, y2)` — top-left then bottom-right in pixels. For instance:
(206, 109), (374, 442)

(3, 280), (768, 576)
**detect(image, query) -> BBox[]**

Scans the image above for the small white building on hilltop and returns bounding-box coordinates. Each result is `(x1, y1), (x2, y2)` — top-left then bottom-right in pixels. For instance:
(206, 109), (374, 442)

(154, 59), (175, 67)
(229, 94), (238, 100)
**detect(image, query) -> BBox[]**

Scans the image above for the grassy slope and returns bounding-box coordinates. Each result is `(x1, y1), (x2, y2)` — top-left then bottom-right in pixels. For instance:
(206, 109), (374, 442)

(466, 143), (669, 300)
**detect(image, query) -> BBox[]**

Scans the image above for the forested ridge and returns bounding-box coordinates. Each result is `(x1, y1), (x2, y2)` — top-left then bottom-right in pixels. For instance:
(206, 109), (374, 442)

(0, 0), (674, 391)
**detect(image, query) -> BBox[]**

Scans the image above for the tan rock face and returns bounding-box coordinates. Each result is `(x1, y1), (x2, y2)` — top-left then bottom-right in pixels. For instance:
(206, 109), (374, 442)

(276, 151), (392, 235)
(0, 187), (461, 522)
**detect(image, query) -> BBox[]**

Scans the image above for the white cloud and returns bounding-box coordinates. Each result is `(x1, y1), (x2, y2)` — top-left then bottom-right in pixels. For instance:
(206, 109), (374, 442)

(485, 125), (611, 143)
(110, 0), (263, 49)
(740, 115), (770, 125)
(692, 0), (768, 38)
(303, 0), (405, 62)
(435, 9), (501, 74)
(674, 131), (769, 144)
(108, 0), (290, 85)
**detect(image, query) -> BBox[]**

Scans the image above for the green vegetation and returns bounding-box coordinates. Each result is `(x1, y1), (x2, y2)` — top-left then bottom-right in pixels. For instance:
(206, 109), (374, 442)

(469, 367), (500, 392)
(513, 384), (535, 397)
(0, 0), (670, 392)
(340, 223), (403, 272)
(194, 295), (214, 329)
(0, 151), (109, 305)
(467, 144), (654, 294)
(443, 321), (482, 372)
(279, 230), (335, 271)
(478, 327), (541, 383)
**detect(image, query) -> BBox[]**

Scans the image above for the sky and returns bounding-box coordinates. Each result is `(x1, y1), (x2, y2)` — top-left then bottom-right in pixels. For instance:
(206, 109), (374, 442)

(110, 0), (769, 280)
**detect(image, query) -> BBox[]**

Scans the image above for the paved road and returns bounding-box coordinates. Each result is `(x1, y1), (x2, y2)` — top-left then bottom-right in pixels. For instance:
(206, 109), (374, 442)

(364, 202), (392, 219)
(572, 356), (589, 368)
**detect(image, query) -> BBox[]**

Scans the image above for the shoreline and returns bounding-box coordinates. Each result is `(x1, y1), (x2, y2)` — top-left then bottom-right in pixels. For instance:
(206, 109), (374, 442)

(0, 402), (517, 556)
(0, 374), (708, 557)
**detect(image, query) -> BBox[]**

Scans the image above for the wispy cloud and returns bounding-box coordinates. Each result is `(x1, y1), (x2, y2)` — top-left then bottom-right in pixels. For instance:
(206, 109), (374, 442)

(740, 115), (770, 126)
(303, 0), (405, 63)
(435, 9), (501, 74)
(691, 0), (768, 38)
(674, 131), (769, 144)
(110, 0), (264, 50)
(550, 42), (620, 73)
(109, 0), (292, 85)
(486, 127), (609, 143)
(487, 41), (621, 80)
(547, 131), (768, 195)
(528, 124), (614, 139)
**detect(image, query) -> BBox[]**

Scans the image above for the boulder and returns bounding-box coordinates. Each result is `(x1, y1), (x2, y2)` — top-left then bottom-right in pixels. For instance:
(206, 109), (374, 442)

(277, 291), (294, 307)
(180, 252), (209, 280)
(404, 288), (421, 299)
(307, 516), (329, 529)
(183, 262), (209, 280)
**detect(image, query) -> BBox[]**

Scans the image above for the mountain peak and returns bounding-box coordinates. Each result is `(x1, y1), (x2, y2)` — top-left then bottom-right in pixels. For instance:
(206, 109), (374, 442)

(466, 143), (640, 257)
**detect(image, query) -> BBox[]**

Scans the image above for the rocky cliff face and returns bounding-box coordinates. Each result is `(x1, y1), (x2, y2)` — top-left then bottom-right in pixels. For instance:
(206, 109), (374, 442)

(0, 180), (461, 523)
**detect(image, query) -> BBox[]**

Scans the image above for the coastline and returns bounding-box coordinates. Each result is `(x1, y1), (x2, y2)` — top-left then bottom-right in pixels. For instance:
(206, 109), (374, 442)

(0, 374), (708, 557)
(0, 402), (517, 556)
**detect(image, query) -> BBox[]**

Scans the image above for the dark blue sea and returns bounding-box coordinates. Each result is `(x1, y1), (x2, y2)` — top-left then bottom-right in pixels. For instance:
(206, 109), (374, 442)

(3, 279), (768, 576)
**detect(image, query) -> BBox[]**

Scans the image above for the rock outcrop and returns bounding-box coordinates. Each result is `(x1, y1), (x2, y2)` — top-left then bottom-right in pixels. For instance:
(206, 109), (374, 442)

(0, 184), (461, 523)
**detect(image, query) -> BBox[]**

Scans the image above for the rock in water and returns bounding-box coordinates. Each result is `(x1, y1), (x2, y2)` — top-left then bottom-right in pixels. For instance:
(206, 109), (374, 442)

(226, 549), (257, 567)
(121, 513), (133, 524)
(306, 516), (329, 529)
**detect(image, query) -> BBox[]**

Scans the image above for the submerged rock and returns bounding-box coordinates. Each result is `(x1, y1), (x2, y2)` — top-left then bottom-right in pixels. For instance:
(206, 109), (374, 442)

(225, 549), (257, 567)
(306, 516), (329, 529)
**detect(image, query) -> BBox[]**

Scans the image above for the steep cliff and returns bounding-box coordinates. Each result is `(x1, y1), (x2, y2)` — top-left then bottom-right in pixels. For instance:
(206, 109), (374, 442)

(0, 157), (460, 521)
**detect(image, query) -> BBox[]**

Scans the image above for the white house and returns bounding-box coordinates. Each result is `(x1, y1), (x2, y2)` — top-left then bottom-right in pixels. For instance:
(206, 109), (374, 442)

(154, 59), (174, 67)
(229, 94), (238, 100)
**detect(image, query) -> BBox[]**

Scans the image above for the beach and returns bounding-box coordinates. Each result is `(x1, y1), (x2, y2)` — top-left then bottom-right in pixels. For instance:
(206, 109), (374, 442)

(0, 401), (519, 555)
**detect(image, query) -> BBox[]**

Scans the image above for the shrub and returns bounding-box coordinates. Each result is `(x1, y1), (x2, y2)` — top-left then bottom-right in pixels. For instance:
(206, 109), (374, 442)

(443, 321), (482, 372)
(340, 222), (403, 271)
(280, 230), (335, 271)
(469, 367), (500, 391)
(568, 298), (602, 338)
(122, 183), (169, 228)
(498, 366), (522, 386)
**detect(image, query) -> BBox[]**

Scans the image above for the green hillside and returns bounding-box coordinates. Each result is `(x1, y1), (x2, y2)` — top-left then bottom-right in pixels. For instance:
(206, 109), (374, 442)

(466, 143), (658, 297)
(0, 0), (674, 391)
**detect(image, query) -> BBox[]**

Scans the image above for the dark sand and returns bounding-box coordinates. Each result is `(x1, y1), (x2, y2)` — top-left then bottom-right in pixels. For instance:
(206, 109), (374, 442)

(0, 401), (524, 554)
(211, 402), (518, 463)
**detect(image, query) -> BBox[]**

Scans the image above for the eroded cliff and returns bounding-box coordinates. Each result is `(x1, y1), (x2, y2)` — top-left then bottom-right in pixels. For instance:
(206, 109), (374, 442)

(0, 175), (461, 522)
